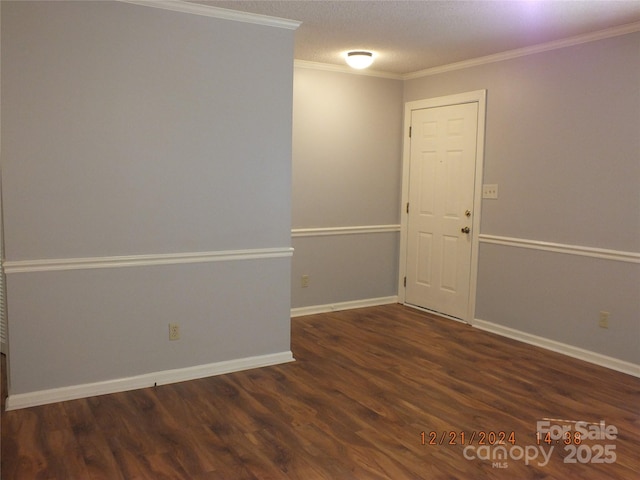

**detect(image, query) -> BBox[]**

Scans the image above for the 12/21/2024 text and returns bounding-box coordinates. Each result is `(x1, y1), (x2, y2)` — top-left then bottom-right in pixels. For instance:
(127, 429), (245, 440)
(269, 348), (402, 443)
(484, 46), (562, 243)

(421, 431), (517, 446)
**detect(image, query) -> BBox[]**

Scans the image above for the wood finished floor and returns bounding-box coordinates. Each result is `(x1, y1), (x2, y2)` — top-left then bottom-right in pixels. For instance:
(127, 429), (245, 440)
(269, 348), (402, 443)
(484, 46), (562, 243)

(2, 304), (639, 479)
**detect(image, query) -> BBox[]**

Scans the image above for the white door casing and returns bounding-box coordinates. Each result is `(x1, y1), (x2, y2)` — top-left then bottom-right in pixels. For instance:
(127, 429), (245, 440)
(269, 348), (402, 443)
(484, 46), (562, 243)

(399, 91), (486, 324)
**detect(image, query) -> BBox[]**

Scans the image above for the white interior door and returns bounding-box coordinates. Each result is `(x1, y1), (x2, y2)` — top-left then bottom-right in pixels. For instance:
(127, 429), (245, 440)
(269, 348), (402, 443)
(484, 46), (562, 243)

(405, 101), (479, 320)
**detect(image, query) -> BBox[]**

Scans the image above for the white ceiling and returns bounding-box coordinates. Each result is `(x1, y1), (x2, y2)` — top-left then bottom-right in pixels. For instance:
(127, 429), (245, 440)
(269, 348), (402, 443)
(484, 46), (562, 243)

(192, 0), (640, 75)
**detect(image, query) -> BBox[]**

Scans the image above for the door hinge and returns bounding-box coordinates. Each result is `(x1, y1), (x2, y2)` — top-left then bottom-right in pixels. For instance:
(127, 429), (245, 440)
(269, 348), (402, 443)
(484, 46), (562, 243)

(403, 276), (407, 287)
(409, 126), (412, 138)
(406, 202), (410, 214)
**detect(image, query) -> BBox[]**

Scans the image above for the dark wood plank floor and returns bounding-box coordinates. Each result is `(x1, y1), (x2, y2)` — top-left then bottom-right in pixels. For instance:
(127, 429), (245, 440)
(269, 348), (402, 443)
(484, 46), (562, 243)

(2, 304), (639, 479)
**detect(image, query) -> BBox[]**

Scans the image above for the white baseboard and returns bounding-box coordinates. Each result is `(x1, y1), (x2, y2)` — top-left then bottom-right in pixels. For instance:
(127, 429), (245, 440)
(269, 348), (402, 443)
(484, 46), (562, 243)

(473, 319), (640, 378)
(5, 351), (295, 411)
(291, 296), (398, 317)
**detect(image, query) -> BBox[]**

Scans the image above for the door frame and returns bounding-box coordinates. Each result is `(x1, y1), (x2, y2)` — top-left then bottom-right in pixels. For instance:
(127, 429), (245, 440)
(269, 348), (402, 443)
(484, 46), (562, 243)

(398, 90), (487, 325)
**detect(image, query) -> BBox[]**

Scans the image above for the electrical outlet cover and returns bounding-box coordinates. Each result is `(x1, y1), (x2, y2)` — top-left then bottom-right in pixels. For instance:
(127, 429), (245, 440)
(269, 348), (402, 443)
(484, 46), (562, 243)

(169, 323), (180, 340)
(482, 184), (498, 199)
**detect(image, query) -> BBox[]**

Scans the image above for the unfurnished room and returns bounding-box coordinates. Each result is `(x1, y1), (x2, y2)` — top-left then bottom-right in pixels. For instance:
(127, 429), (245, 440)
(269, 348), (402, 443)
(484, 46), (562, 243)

(1, 1), (639, 478)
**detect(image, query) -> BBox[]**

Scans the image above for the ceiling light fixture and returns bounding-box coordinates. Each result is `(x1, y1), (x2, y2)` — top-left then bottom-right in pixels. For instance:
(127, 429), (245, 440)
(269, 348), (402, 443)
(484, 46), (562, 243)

(345, 51), (374, 69)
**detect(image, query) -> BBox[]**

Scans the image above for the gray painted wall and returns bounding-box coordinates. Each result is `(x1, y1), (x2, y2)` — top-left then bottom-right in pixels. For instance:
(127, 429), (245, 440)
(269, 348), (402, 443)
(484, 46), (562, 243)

(291, 33), (638, 365)
(291, 67), (403, 308)
(292, 232), (399, 308)
(3, 1), (293, 259)
(2, 1), (295, 395)
(405, 32), (640, 364)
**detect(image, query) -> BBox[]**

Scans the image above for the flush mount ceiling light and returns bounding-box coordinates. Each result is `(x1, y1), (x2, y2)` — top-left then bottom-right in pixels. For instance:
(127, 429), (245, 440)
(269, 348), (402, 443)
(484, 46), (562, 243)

(345, 51), (374, 69)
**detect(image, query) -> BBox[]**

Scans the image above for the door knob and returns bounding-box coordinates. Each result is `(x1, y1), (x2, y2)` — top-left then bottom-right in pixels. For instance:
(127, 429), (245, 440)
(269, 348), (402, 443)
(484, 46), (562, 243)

(461, 227), (470, 234)
(465, 209), (471, 217)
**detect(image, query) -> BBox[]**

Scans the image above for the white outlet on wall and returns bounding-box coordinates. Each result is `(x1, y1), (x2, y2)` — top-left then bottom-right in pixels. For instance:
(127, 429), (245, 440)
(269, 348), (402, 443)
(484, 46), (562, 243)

(301, 275), (310, 288)
(169, 323), (180, 340)
(482, 184), (499, 199)
(599, 311), (610, 329)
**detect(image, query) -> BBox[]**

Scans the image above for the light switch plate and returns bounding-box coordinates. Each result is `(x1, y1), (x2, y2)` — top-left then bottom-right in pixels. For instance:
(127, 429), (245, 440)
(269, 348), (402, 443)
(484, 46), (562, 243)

(482, 184), (498, 199)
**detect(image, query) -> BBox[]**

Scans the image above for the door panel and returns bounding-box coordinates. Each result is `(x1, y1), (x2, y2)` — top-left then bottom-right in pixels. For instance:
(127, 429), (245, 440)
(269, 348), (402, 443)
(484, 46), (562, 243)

(417, 233), (433, 286)
(405, 102), (478, 320)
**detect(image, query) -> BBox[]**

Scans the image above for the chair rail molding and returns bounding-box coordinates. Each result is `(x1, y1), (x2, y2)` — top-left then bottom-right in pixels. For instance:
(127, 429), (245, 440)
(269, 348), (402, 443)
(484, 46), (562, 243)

(4, 247), (294, 274)
(291, 224), (400, 238)
(479, 234), (640, 263)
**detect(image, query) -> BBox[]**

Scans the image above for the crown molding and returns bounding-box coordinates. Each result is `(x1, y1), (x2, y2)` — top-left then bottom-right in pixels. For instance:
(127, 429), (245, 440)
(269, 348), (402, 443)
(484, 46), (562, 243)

(294, 60), (404, 80)
(296, 21), (640, 80)
(119, 1), (301, 30)
(404, 21), (640, 80)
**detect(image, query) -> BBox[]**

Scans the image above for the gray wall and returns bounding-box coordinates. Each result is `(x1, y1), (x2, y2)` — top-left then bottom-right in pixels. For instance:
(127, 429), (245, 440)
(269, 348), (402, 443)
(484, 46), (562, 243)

(291, 67), (403, 308)
(405, 32), (640, 364)
(2, 1), (295, 395)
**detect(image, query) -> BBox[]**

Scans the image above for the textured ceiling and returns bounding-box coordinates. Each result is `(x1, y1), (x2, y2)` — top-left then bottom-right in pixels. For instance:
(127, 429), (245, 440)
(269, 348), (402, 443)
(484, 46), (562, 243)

(192, 0), (640, 75)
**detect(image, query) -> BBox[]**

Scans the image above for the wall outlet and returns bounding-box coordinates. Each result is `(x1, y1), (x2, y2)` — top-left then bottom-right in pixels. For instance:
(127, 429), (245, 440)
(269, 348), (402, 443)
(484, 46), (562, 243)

(482, 184), (499, 199)
(301, 274), (310, 288)
(598, 311), (609, 329)
(169, 323), (180, 340)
